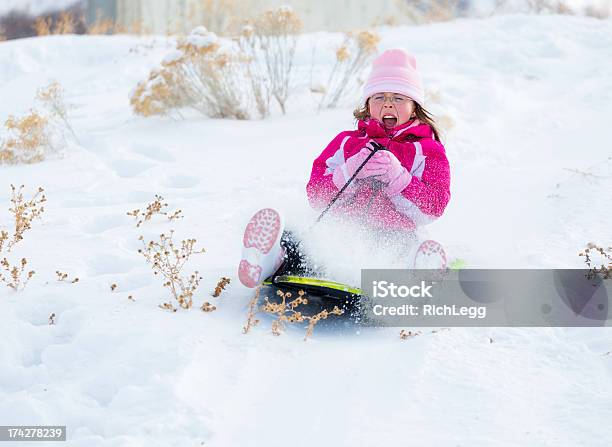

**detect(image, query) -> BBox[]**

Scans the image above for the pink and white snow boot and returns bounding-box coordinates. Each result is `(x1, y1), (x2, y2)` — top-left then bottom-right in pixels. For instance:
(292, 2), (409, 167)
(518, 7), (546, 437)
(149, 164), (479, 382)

(238, 208), (286, 288)
(410, 239), (448, 270)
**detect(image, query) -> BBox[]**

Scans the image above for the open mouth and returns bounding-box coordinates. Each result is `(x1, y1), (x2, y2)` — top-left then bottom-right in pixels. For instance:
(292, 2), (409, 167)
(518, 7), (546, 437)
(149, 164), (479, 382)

(382, 114), (398, 128)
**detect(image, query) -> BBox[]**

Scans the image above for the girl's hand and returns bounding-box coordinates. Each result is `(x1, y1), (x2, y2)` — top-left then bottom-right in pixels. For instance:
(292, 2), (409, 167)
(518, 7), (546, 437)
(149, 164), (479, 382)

(375, 151), (413, 196)
(332, 147), (388, 189)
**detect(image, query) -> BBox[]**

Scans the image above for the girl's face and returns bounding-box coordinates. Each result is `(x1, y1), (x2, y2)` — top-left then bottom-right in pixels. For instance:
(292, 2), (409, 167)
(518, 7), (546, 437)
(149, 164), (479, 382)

(368, 92), (416, 129)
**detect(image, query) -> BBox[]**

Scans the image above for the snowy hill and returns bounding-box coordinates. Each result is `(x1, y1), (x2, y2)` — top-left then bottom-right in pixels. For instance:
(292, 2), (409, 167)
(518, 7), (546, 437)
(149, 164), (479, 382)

(1, 14), (611, 446)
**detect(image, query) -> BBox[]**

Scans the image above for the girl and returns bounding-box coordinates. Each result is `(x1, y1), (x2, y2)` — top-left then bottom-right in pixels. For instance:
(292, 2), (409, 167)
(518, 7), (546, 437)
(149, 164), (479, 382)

(238, 49), (451, 288)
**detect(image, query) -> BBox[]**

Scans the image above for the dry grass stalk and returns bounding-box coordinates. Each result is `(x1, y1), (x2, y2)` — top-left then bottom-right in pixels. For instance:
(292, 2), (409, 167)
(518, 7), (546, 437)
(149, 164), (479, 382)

(261, 289), (344, 340)
(579, 242), (612, 280)
(159, 301), (177, 312)
(168, 209), (184, 221)
(201, 301), (217, 312)
(127, 195), (182, 227)
(238, 6), (303, 115)
(213, 276), (231, 297)
(6, 185), (46, 252)
(0, 257), (35, 290)
(242, 286), (261, 334)
(56, 270), (78, 283)
(0, 230), (7, 252)
(138, 231), (205, 309)
(318, 30), (380, 110)
(36, 81), (78, 142)
(399, 329), (421, 340)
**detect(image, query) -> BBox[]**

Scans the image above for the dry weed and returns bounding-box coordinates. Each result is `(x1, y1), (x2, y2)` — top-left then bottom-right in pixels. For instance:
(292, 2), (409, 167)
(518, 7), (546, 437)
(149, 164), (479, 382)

(159, 301), (177, 312)
(0, 231), (7, 252)
(399, 329), (421, 340)
(0, 257), (35, 290)
(243, 286), (261, 334)
(213, 277), (231, 297)
(6, 185), (46, 252)
(36, 81), (78, 141)
(201, 301), (217, 312)
(238, 6), (303, 115)
(261, 289), (344, 340)
(1, 81), (75, 165)
(138, 231), (205, 309)
(56, 270), (79, 283)
(127, 195), (182, 227)
(48, 313), (56, 325)
(579, 242), (611, 280)
(318, 30), (380, 109)
(1, 111), (52, 164)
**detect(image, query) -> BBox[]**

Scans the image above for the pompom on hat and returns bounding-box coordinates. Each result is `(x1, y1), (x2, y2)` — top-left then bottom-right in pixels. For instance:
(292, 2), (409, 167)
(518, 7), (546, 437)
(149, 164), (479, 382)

(362, 49), (425, 106)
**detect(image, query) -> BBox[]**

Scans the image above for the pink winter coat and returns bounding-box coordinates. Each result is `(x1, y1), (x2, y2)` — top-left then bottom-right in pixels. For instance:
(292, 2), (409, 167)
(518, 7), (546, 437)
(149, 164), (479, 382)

(306, 118), (451, 232)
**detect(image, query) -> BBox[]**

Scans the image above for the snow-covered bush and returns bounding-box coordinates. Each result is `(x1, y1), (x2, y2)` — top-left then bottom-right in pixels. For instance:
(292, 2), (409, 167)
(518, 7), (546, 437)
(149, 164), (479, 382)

(130, 26), (255, 119)
(316, 30), (380, 110)
(131, 7), (303, 120)
(0, 82), (75, 165)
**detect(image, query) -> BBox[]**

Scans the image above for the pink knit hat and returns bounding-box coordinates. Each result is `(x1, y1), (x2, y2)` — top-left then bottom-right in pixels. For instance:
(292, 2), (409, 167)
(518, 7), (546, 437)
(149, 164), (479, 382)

(362, 49), (424, 106)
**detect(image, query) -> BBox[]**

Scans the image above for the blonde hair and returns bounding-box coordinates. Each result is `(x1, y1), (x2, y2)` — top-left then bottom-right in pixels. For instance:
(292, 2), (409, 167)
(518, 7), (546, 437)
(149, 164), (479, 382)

(353, 98), (442, 142)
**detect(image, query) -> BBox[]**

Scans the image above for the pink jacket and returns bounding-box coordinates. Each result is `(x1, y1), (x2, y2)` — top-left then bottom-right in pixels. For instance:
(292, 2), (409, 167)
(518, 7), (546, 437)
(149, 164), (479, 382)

(306, 118), (451, 232)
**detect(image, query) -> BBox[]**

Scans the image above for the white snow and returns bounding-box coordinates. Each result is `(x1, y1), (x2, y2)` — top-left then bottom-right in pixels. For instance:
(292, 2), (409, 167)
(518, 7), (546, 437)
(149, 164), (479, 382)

(0, 0), (82, 16)
(1, 13), (612, 446)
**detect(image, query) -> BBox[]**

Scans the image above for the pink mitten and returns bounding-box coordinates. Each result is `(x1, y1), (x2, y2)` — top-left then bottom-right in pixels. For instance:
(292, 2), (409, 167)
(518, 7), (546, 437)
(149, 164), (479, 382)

(332, 147), (388, 189)
(376, 151), (413, 196)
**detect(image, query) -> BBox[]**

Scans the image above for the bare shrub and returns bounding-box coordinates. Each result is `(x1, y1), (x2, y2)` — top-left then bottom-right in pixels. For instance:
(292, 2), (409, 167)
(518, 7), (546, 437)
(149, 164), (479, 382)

(56, 270), (79, 283)
(0, 257), (35, 290)
(259, 289), (344, 341)
(1, 81), (76, 165)
(36, 81), (78, 141)
(0, 111), (51, 164)
(238, 6), (303, 115)
(0, 185), (45, 291)
(4, 185), (46, 252)
(579, 242), (611, 280)
(138, 231), (205, 309)
(127, 194), (182, 227)
(317, 30), (380, 110)
(131, 26), (257, 119)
